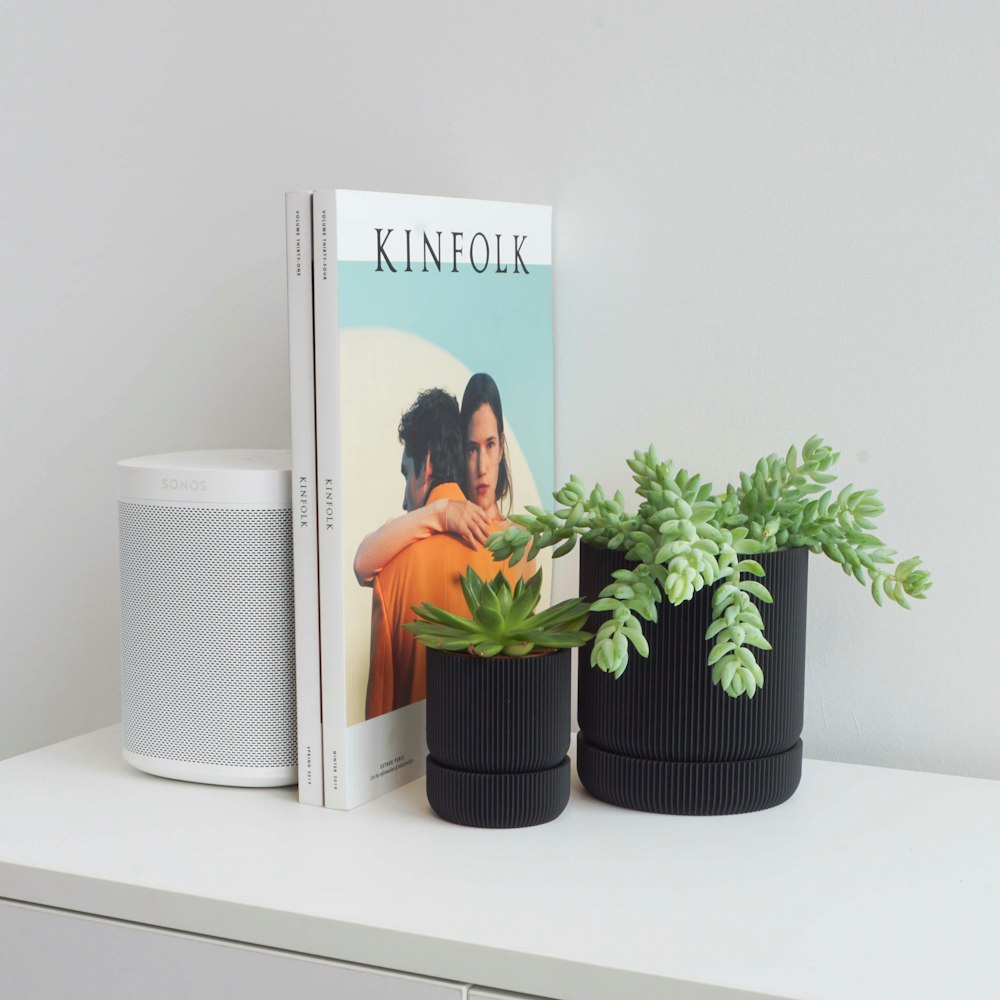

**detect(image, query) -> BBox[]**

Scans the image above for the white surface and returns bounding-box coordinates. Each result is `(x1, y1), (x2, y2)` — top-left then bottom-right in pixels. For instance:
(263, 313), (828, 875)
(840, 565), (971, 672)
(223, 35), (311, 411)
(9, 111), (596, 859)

(1, 727), (997, 1000)
(1, 2), (997, 779)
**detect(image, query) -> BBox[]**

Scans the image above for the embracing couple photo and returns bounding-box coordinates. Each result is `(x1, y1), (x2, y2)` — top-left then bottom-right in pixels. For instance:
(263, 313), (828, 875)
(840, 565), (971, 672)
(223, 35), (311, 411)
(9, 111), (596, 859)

(357, 373), (534, 719)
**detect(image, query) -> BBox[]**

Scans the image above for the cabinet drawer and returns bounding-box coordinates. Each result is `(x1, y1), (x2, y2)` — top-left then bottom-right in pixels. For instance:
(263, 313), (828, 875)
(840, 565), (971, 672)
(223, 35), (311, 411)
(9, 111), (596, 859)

(0, 899), (466, 1000)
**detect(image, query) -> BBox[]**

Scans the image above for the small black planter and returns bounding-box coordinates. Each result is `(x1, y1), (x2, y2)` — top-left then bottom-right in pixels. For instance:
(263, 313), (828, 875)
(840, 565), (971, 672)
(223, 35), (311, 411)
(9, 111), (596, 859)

(577, 544), (808, 815)
(425, 647), (571, 828)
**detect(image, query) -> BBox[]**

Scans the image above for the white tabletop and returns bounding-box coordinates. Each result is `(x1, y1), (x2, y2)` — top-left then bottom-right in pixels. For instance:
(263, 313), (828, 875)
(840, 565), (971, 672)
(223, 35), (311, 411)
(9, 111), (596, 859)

(0, 726), (997, 1000)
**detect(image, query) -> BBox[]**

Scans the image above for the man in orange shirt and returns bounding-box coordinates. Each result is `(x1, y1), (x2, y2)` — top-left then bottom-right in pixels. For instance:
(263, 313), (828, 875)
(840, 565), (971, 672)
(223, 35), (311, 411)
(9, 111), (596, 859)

(365, 389), (507, 719)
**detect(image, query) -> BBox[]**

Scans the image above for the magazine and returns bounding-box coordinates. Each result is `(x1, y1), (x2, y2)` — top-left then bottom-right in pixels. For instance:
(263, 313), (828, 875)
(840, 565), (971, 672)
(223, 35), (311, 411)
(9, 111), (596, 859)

(285, 192), (323, 805)
(311, 190), (553, 808)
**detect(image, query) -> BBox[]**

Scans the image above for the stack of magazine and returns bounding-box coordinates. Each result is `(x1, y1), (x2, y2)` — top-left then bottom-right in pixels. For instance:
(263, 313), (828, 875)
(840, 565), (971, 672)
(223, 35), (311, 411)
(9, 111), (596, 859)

(285, 189), (554, 808)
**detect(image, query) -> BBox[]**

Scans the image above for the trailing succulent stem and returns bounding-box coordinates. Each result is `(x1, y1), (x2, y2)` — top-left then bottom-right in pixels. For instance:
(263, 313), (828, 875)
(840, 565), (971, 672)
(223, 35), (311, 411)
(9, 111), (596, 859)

(405, 567), (591, 658)
(487, 436), (931, 698)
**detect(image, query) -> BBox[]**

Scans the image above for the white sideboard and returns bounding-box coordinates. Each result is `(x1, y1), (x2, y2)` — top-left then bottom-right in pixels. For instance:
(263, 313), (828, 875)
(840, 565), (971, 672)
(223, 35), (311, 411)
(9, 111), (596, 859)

(1, 726), (997, 1000)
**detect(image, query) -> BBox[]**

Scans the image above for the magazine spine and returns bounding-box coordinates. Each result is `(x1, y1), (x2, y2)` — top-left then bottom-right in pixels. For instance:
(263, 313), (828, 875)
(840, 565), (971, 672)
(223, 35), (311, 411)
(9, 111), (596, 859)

(285, 192), (323, 806)
(313, 190), (348, 809)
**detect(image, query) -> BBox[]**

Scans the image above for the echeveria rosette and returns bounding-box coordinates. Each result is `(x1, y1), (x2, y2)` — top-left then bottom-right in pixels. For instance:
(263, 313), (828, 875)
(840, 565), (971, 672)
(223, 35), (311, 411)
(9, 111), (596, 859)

(405, 567), (592, 658)
(486, 437), (932, 699)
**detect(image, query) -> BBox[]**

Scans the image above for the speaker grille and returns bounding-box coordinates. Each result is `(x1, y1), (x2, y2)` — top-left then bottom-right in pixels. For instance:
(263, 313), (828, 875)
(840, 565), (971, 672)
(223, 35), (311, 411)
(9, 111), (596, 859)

(119, 503), (296, 769)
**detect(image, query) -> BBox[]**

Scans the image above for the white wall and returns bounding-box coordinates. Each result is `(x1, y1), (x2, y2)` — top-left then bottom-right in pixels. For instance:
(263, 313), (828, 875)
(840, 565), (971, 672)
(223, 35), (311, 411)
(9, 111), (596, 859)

(2, 1), (996, 778)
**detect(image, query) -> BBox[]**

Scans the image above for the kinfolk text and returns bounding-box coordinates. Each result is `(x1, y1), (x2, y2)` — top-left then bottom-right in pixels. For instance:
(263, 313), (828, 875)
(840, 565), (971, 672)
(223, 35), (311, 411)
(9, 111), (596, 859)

(374, 229), (529, 275)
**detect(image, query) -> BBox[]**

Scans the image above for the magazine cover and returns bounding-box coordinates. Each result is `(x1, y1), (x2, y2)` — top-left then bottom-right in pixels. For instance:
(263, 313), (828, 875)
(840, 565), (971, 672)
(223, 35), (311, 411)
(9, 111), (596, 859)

(285, 192), (323, 805)
(313, 190), (553, 809)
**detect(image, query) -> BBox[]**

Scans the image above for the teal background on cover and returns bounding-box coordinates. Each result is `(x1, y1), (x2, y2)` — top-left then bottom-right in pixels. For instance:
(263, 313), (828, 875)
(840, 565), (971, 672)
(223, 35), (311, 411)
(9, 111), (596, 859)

(338, 261), (554, 499)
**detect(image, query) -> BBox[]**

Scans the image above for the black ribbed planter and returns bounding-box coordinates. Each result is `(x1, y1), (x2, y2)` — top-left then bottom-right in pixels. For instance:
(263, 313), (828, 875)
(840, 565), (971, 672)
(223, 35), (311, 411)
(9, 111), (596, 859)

(577, 543), (808, 815)
(425, 647), (571, 828)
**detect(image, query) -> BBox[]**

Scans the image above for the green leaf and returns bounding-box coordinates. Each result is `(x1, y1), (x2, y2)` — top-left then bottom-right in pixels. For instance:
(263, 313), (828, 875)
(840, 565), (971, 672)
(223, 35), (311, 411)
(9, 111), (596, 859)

(404, 621), (475, 639)
(460, 572), (480, 615)
(413, 635), (478, 651)
(822, 542), (845, 564)
(738, 580), (774, 603)
(620, 623), (649, 657)
(590, 598), (620, 613)
(410, 604), (478, 630)
(732, 538), (766, 555)
(479, 583), (502, 618)
(594, 638), (615, 674)
(496, 580), (513, 617)
(719, 656), (739, 691)
(553, 537), (577, 558)
(525, 631), (593, 649)
(508, 584), (540, 626)
(740, 626), (772, 651)
(473, 605), (504, 633)
(708, 642), (736, 666)
(529, 598), (590, 630)
(728, 665), (745, 697)
(502, 641), (534, 656)
(473, 641), (505, 657)
(705, 618), (728, 641)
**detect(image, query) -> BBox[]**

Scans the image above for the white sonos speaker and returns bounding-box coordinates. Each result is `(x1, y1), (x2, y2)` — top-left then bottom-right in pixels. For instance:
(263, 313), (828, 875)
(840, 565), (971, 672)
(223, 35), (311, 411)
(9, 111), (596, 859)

(118, 449), (297, 787)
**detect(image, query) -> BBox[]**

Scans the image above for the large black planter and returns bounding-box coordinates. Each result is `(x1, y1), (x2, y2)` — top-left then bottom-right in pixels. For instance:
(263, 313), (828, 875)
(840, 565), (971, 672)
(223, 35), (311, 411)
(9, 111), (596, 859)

(425, 647), (571, 828)
(577, 544), (808, 815)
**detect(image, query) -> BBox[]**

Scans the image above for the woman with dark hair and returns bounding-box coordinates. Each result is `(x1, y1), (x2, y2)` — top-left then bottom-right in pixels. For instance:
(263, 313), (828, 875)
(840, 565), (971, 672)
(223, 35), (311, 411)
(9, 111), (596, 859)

(353, 372), (528, 587)
(460, 372), (513, 522)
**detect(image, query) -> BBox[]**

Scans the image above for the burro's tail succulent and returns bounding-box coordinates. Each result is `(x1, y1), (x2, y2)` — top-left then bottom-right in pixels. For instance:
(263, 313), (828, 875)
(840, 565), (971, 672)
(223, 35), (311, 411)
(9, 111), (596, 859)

(405, 567), (592, 658)
(487, 436), (931, 699)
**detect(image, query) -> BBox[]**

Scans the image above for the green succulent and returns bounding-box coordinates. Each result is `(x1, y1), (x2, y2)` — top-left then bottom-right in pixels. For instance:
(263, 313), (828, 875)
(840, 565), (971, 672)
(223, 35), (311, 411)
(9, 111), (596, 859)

(405, 567), (592, 658)
(487, 436), (932, 698)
